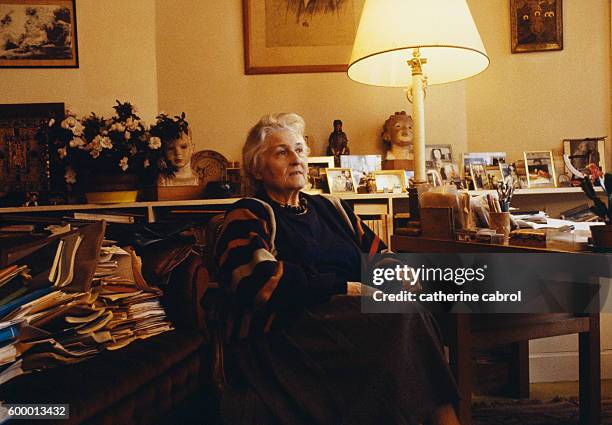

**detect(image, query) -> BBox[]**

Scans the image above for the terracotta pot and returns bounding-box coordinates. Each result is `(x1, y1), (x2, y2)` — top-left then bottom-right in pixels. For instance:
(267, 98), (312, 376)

(590, 224), (612, 249)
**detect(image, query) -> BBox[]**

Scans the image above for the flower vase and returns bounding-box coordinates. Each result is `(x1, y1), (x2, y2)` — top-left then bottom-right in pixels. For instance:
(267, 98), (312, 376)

(83, 173), (139, 204)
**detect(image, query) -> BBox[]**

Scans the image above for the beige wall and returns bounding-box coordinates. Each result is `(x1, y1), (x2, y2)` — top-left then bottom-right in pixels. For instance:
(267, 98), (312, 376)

(0, 1), (608, 171)
(0, 0), (158, 122)
(466, 0), (611, 171)
(155, 0), (468, 164)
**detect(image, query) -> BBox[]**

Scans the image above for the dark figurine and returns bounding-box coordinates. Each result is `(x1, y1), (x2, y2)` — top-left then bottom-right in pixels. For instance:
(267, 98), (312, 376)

(327, 119), (349, 166)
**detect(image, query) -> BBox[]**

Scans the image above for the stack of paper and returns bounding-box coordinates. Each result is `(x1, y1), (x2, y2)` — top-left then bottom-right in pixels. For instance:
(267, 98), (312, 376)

(0, 239), (172, 386)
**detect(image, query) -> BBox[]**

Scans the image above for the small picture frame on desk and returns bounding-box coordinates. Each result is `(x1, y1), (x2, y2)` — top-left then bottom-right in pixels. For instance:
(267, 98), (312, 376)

(306, 156), (334, 193)
(326, 168), (357, 195)
(372, 170), (406, 193)
(524, 150), (557, 188)
(469, 163), (488, 190)
(563, 137), (606, 174)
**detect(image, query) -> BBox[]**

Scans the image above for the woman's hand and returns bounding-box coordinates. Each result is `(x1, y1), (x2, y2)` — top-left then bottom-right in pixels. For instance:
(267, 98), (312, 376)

(347, 282), (377, 296)
(346, 281), (362, 295)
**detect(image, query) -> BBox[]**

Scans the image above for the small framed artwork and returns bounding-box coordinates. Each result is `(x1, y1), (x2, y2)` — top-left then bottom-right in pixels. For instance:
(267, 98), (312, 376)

(0, 0), (79, 68)
(441, 163), (460, 182)
(469, 164), (488, 190)
(306, 156), (334, 192)
(524, 151), (557, 188)
(340, 154), (382, 186)
(425, 144), (453, 164)
(499, 163), (516, 187)
(326, 167), (357, 194)
(563, 137), (606, 174)
(485, 166), (503, 189)
(372, 170), (406, 193)
(463, 152), (507, 168)
(510, 0), (562, 54)
(242, 0), (364, 74)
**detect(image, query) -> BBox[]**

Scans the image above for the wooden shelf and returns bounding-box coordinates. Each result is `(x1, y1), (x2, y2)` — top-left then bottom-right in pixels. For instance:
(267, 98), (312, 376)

(470, 187), (603, 196)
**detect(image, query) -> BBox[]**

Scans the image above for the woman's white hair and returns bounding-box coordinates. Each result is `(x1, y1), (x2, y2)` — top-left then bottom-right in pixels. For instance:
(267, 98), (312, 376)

(242, 112), (310, 194)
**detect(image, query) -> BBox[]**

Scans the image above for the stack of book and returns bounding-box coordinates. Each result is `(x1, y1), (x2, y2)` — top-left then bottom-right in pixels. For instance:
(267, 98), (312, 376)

(362, 216), (389, 244)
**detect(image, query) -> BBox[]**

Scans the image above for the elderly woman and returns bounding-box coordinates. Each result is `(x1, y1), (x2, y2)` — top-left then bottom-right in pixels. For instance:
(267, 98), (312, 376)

(214, 113), (459, 425)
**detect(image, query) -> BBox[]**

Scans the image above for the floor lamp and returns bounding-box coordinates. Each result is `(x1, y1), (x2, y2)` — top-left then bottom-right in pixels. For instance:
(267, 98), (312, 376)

(348, 0), (490, 184)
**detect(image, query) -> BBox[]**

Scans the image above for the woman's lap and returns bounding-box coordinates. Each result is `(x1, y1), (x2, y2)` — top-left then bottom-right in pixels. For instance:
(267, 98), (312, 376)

(221, 296), (458, 425)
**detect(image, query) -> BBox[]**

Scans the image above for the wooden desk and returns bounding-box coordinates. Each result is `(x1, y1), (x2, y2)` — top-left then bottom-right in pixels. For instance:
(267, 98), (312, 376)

(391, 235), (601, 425)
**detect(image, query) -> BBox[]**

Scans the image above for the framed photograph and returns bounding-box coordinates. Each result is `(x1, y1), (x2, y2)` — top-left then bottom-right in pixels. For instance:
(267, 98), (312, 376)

(463, 152), (507, 168)
(242, 0), (363, 74)
(0, 0), (78, 68)
(425, 144), (453, 164)
(340, 154), (381, 186)
(441, 163), (460, 182)
(372, 170), (406, 193)
(305, 156), (334, 192)
(326, 167), (357, 194)
(510, 0), (563, 54)
(0, 103), (65, 196)
(563, 137), (606, 174)
(469, 164), (488, 190)
(499, 163), (516, 187)
(524, 151), (557, 188)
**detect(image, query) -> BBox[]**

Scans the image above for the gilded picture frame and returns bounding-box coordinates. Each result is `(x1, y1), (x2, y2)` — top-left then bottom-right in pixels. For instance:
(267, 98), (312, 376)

(372, 170), (406, 193)
(0, 0), (79, 68)
(326, 167), (357, 194)
(510, 0), (563, 53)
(242, 0), (363, 74)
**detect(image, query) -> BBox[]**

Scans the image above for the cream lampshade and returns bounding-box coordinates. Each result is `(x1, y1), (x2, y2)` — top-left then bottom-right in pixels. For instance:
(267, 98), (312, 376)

(348, 0), (489, 183)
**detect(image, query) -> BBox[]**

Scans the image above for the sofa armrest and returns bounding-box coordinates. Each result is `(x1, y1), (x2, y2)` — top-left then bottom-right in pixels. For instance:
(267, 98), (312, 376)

(161, 251), (209, 338)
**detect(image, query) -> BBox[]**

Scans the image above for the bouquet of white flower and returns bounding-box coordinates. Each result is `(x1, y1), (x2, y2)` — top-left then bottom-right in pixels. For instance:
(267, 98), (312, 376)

(45, 100), (164, 186)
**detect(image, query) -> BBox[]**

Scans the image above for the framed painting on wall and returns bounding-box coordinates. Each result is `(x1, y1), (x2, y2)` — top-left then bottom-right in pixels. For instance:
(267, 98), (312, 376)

(0, 0), (78, 68)
(242, 0), (363, 74)
(510, 0), (563, 53)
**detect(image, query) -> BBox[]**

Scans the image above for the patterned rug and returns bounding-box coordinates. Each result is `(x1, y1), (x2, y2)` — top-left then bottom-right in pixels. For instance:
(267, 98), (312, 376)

(472, 397), (612, 425)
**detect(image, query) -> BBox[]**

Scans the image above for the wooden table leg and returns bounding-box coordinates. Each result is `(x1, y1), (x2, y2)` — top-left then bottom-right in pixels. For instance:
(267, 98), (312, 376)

(579, 313), (600, 425)
(508, 340), (530, 399)
(449, 314), (472, 425)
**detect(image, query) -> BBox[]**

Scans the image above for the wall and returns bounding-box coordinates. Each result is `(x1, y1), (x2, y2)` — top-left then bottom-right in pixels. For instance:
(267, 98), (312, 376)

(0, 0), (158, 122)
(155, 0), (468, 164)
(466, 0), (611, 172)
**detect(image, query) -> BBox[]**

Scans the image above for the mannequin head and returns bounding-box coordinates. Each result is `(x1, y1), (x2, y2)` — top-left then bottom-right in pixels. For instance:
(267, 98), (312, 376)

(165, 131), (194, 170)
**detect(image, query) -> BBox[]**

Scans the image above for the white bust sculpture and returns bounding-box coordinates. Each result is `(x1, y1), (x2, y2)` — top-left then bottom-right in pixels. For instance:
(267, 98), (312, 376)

(382, 111), (414, 160)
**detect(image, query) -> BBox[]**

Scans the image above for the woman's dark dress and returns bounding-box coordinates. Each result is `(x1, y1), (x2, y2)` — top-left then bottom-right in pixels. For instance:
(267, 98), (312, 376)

(215, 192), (458, 425)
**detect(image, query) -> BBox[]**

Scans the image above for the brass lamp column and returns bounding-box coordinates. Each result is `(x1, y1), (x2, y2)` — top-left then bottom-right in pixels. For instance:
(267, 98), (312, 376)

(348, 0), (490, 184)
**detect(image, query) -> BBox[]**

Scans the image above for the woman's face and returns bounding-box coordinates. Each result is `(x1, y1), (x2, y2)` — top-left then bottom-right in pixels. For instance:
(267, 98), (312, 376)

(166, 133), (194, 168)
(256, 129), (308, 197)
